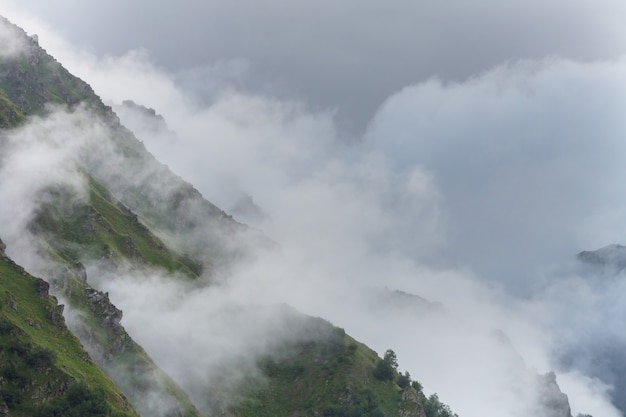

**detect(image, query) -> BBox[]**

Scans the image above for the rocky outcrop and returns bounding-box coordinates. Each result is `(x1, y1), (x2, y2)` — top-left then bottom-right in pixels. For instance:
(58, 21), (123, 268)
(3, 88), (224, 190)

(536, 372), (572, 417)
(118, 99), (168, 133)
(30, 378), (72, 404)
(399, 387), (427, 417)
(45, 304), (66, 327)
(81, 287), (130, 359)
(85, 288), (123, 328)
(35, 278), (50, 298)
(577, 244), (626, 272)
(0, 399), (10, 416)
(0, 238), (5, 255)
(76, 287), (193, 417)
(72, 262), (87, 283)
(0, 17), (107, 116)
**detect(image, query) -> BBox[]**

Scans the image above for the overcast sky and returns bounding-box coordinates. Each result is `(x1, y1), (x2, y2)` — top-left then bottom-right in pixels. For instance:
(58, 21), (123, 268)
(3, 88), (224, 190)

(5, 2), (626, 416)
(6, 0), (626, 130)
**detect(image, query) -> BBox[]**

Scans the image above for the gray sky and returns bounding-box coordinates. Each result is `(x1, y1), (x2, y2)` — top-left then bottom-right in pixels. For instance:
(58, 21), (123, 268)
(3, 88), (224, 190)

(7, 0), (626, 130)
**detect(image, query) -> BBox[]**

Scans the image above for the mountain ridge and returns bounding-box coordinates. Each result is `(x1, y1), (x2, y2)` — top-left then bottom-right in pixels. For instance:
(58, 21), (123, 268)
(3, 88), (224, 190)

(0, 15), (580, 417)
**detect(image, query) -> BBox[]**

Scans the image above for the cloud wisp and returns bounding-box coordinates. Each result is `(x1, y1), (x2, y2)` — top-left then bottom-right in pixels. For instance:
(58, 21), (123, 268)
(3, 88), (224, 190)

(0, 17), (30, 58)
(0, 106), (105, 266)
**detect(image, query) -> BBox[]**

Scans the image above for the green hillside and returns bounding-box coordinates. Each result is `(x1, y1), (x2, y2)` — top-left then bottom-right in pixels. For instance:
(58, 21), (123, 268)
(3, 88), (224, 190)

(235, 326), (423, 417)
(0, 15), (459, 417)
(0, 89), (24, 127)
(0, 248), (139, 417)
(27, 175), (206, 417)
(33, 173), (202, 278)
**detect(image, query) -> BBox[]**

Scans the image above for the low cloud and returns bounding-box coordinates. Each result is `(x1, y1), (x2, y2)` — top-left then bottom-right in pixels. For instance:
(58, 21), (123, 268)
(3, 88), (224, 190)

(366, 58), (626, 288)
(0, 106), (106, 266)
(0, 17), (29, 58)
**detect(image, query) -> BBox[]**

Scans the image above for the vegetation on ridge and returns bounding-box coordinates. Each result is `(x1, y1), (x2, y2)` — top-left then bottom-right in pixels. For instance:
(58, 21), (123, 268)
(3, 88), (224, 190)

(33, 175), (202, 278)
(222, 315), (457, 417)
(0, 15), (460, 417)
(0, 252), (139, 416)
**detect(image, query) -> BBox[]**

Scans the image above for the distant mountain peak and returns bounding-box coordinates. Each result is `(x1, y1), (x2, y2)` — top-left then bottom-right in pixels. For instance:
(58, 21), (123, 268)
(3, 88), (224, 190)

(577, 243), (626, 271)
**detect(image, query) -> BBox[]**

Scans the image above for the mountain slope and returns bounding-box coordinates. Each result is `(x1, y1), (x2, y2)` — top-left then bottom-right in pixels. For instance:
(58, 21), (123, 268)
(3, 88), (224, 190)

(0, 15), (481, 417)
(0, 17), (447, 416)
(234, 325), (427, 417)
(0, 241), (139, 417)
(0, 17), (209, 417)
(30, 175), (205, 417)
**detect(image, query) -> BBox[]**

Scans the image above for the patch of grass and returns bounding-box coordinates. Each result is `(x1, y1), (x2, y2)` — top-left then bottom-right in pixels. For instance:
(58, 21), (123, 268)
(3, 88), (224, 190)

(34, 174), (201, 278)
(0, 88), (24, 127)
(0, 255), (139, 416)
(0, 39), (106, 116)
(233, 319), (403, 417)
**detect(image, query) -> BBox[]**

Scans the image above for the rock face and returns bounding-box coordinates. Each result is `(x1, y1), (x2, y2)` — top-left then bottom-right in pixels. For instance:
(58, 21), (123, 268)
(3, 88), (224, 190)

(536, 372), (572, 417)
(399, 388), (427, 417)
(577, 243), (626, 272)
(118, 99), (169, 133)
(73, 262), (87, 283)
(0, 399), (10, 416)
(0, 238), (5, 255)
(35, 278), (50, 298)
(77, 286), (190, 417)
(82, 287), (130, 358)
(574, 244), (626, 414)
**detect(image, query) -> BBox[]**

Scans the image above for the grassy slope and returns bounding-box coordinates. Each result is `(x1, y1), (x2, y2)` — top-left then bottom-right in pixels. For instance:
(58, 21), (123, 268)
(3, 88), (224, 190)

(0, 21), (205, 416)
(34, 174), (201, 278)
(0, 253), (139, 417)
(0, 21), (104, 117)
(0, 16), (456, 417)
(0, 88), (24, 127)
(31, 177), (206, 417)
(0, 17), (248, 272)
(232, 319), (425, 417)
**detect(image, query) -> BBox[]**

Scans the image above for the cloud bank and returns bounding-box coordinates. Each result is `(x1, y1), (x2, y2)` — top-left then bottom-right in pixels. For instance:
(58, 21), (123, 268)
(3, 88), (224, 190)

(111, 55), (626, 416)
(7, 0), (626, 131)
(366, 58), (626, 288)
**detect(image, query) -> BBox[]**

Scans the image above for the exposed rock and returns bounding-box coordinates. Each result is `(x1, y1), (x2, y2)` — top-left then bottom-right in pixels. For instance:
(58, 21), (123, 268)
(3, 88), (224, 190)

(46, 304), (65, 327)
(73, 262), (87, 283)
(229, 192), (266, 226)
(338, 386), (354, 406)
(119, 99), (168, 132)
(81, 287), (133, 359)
(35, 278), (50, 298)
(0, 399), (10, 416)
(577, 244), (626, 272)
(0, 238), (5, 255)
(399, 387), (427, 417)
(85, 288), (123, 327)
(31, 378), (72, 404)
(536, 372), (572, 417)
(124, 236), (137, 257)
